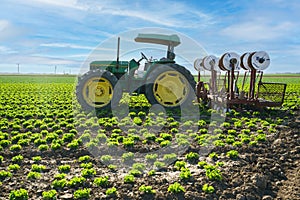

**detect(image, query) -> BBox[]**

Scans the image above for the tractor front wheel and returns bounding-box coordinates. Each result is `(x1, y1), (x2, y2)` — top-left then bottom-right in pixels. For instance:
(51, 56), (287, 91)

(145, 64), (196, 109)
(76, 69), (119, 112)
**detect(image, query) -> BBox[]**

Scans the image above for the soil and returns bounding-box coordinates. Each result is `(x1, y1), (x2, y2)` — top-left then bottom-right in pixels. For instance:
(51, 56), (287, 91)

(0, 110), (299, 200)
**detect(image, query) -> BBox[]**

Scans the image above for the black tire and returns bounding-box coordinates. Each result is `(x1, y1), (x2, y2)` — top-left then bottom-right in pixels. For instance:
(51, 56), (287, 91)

(145, 64), (196, 109)
(76, 69), (120, 112)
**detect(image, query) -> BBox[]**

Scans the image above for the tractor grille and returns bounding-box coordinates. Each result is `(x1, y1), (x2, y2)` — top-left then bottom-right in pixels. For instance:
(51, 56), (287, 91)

(257, 82), (287, 105)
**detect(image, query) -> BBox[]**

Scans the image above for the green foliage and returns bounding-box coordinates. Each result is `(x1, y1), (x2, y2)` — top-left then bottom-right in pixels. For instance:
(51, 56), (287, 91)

(139, 185), (156, 194)
(133, 117), (143, 126)
(106, 187), (117, 196)
(74, 188), (90, 199)
(123, 137), (135, 147)
(213, 140), (225, 147)
(145, 154), (158, 162)
(226, 150), (239, 159)
(122, 152), (134, 162)
(241, 129), (251, 134)
(34, 138), (47, 146)
(68, 176), (86, 188)
(32, 156), (42, 162)
(227, 129), (237, 135)
(160, 140), (171, 147)
(185, 152), (199, 162)
(163, 153), (177, 163)
(208, 152), (218, 160)
(233, 141), (243, 147)
(0, 139), (11, 148)
(144, 133), (156, 141)
(124, 174), (135, 183)
(221, 122), (230, 128)
(81, 168), (96, 178)
(170, 128), (178, 133)
(160, 133), (172, 140)
(12, 155), (24, 163)
(78, 155), (91, 163)
(27, 171), (41, 179)
(132, 163), (146, 172)
(148, 170), (156, 176)
(249, 141), (257, 146)
(108, 164), (117, 171)
(38, 144), (49, 151)
(67, 139), (80, 149)
(80, 162), (93, 169)
(256, 133), (267, 142)
(0, 170), (12, 180)
(51, 179), (67, 189)
(213, 128), (223, 134)
(216, 161), (224, 167)
(129, 169), (142, 177)
(197, 120), (207, 127)
(168, 182), (185, 193)
(225, 135), (235, 144)
(94, 176), (109, 187)
(234, 121), (242, 128)
(9, 188), (28, 200)
(96, 133), (107, 143)
(0, 155), (3, 163)
(179, 168), (192, 180)
(42, 190), (57, 200)
(154, 161), (165, 169)
(79, 133), (91, 143)
(62, 133), (75, 143)
(202, 183), (215, 194)
(31, 164), (46, 172)
(54, 173), (66, 180)
(198, 128), (208, 134)
(174, 161), (186, 171)
(100, 155), (112, 163)
(51, 141), (61, 150)
(8, 164), (20, 172)
(204, 165), (222, 181)
(10, 144), (22, 151)
(58, 164), (71, 173)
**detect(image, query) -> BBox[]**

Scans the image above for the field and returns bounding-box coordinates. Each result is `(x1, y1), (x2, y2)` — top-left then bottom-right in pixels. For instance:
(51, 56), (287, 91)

(0, 74), (299, 199)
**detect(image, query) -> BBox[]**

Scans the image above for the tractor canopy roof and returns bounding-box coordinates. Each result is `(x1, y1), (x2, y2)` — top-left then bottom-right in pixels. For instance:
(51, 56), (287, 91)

(134, 34), (180, 47)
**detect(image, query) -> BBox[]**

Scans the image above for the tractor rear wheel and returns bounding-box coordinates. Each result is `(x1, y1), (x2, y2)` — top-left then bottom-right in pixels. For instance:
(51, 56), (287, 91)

(145, 64), (196, 109)
(76, 69), (119, 112)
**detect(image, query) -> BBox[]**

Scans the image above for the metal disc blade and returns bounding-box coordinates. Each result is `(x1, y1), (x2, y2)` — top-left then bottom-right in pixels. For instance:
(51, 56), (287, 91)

(203, 55), (219, 71)
(240, 52), (251, 70)
(249, 51), (270, 70)
(194, 58), (204, 71)
(219, 52), (240, 71)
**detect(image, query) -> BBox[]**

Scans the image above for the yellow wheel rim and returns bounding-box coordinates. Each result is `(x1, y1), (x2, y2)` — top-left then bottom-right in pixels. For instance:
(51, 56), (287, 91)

(153, 71), (190, 107)
(82, 77), (113, 108)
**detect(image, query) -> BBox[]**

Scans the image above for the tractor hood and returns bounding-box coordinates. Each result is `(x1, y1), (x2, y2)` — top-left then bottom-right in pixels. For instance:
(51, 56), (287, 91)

(134, 34), (180, 47)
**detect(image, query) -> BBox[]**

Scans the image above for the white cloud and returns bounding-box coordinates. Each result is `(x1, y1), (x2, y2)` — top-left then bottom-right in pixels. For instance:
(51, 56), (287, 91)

(40, 43), (94, 50)
(0, 20), (24, 41)
(21, 0), (87, 10)
(0, 54), (80, 66)
(0, 20), (10, 31)
(79, 0), (215, 28)
(220, 20), (294, 41)
(0, 46), (17, 54)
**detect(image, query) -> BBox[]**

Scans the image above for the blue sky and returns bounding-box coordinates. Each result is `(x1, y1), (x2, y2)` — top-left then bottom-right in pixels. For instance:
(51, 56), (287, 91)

(0, 0), (299, 74)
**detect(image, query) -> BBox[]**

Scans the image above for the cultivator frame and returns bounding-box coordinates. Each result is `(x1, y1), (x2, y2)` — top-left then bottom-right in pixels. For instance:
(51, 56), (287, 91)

(195, 51), (287, 108)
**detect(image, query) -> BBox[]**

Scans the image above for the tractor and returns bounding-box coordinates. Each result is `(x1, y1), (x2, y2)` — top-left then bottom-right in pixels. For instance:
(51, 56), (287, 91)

(76, 34), (196, 112)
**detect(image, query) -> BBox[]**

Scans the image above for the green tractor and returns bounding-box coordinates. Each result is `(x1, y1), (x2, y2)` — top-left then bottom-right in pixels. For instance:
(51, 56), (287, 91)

(76, 33), (196, 112)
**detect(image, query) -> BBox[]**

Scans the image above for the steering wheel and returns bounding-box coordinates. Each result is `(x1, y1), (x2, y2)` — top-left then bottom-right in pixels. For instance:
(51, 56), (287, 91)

(141, 52), (148, 61)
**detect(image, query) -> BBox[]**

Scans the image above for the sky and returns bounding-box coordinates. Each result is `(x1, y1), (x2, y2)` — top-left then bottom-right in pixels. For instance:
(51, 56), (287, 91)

(0, 0), (299, 74)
